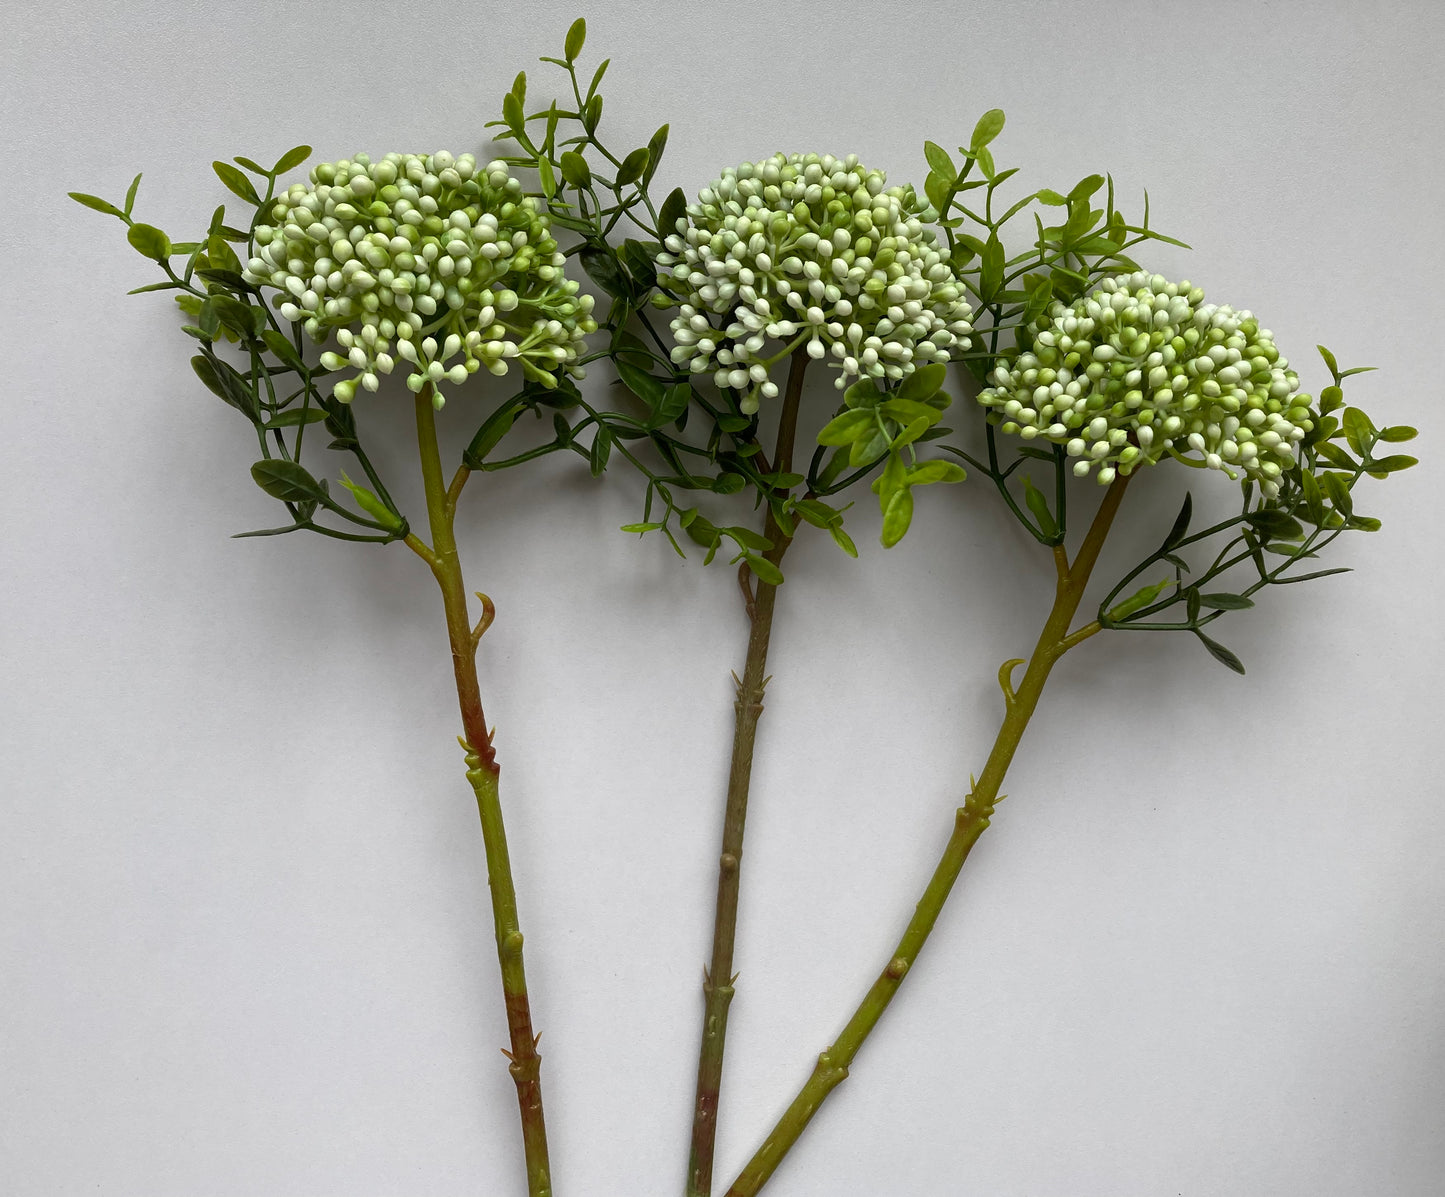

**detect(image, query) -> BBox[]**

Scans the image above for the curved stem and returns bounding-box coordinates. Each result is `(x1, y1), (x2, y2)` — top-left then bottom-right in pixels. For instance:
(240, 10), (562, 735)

(724, 474), (1132, 1197)
(411, 387), (552, 1197)
(686, 348), (810, 1197)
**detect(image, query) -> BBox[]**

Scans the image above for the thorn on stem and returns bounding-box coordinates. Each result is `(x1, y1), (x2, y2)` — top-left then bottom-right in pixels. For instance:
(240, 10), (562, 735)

(998, 658), (1026, 708)
(471, 591), (496, 649)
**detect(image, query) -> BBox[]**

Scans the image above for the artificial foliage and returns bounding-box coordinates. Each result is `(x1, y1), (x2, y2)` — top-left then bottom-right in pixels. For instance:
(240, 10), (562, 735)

(71, 15), (1418, 1197)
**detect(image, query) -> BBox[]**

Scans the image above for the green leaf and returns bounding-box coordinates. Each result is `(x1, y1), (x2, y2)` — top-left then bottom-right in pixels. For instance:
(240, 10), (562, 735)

(1342, 406), (1374, 456)
(1106, 576), (1171, 621)
(817, 408), (876, 446)
(126, 222), (171, 260)
(880, 485), (915, 548)
(1160, 491), (1192, 552)
(1198, 592), (1255, 611)
(464, 399), (521, 465)
(712, 472), (746, 494)
(923, 140), (956, 181)
(263, 407), (328, 429)
(829, 524), (858, 558)
(261, 329), (306, 371)
(191, 354), (257, 420)
(1316, 344), (1340, 380)
(744, 554), (784, 586)
(1246, 509), (1304, 540)
(1300, 470), (1324, 525)
(69, 191), (125, 219)
(583, 94), (603, 134)
(1318, 384), (1343, 414)
(589, 424), (612, 475)
(616, 147), (650, 187)
(123, 173), (142, 215)
(979, 233), (1004, 301)
(974, 145), (996, 181)
(502, 92), (525, 137)
(337, 472), (402, 531)
(879, 398), (941, 427)
(1378, 425), (1418, 442)
(1320, 471), (1353, 517)
(1194, 630), (1245, 675)
(559, 150), (591, 189)
(1315, 442), (1358, 470)
(659, 186), (686, 236)
(538, 155), (557, 198)
(615, 359), (666, 409)
(906, 460), (966, 486)
(1274, 567), (1352, 585)
(1366, 454), (1416, 474)
(969, 108), (1005, 150)
(579, 244), (630, 297)
(620, 238), (658, 289)
(1036, 188), (1068, 206)
(564, 16), (586, 62)
(649, 382), (690, 428)
(272, 145), (312, 175)
(1068, 174), (1105, 202)
(645, 124), (669, 184)
(1022, 474), (1057, 537)
(212, 161), (260, 205)
(250, 459), (328, 505)
(896, 361), (948, 404)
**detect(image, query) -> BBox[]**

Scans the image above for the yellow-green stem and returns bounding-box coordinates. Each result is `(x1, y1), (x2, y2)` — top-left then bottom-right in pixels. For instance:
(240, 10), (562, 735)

(686, 349), (809, 1197)
(409, 387), (552, 1197)
(724, 474), (1131, 1197)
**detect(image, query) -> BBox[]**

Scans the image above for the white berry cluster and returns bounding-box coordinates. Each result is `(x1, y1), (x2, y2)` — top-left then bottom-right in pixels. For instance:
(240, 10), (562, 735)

(657, 153), (973, 413)
(242, 152), (596, 405)
(977, 273), (1313, 496)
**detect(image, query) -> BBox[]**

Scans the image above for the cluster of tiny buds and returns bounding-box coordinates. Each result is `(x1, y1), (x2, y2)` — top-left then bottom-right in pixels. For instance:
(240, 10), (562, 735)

(242, 152), (595, 406)
(977, 272), (1313, 496)
(657, 153), (973, 413)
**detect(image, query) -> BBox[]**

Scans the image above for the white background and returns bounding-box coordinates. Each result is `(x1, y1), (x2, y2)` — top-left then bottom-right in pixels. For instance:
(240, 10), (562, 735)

(3, 2), (1443, 1194)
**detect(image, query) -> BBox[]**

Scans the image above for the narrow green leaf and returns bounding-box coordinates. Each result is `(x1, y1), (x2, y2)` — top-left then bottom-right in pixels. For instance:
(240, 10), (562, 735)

(649, 382), (690, 428)
(1378, 425), (1418, 442)
(645, 124), (669, 183)
(123, 173), (142, 215)
(1274, 567), (1352, 585)
(745, 554), (784, 586)
(1320, 471), (1353, 517)
(659, 186), (686, 236)
(261, 329), (306, 371)
(1365, 454), (1416, 473)
(272, 145), (312, 175)
(1022, 474), (1057, 537)
(1160, 491), (1192, 551)
(1315, 442), (1358, 470)
(337, 471), (403, 530)
(502, 92), (525, 136)
(69, 191), (126, 219)
(589, 424), (612, 475)
(1194, 630), (1246, 675)
(212, 161), (260, 205)
(1107, 576), (1171, 621)
(579, 244), (630, 297)
(263, 408), (328, 429)
(829, 523), (858, 558)
(1198, 592), (1255, 611)
(1316, 344), (1340, 380)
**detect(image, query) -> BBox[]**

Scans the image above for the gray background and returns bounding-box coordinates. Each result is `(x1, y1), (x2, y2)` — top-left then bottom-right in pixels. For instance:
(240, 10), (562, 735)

(3, 1), (1443, 1194)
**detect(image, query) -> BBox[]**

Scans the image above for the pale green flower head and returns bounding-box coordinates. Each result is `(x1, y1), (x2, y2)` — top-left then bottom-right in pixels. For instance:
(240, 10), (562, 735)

(978, 272), (1313, 497)
(242, 152), (596, 407)
(658, 152), (974, 413)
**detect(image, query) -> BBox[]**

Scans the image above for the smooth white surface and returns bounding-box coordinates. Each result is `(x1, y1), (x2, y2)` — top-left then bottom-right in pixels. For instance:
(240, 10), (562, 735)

(3, 2), (1443, 1194)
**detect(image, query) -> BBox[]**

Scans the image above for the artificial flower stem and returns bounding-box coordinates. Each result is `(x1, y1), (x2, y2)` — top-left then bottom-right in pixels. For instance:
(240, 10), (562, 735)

(409, 385), (553, 1197)
(687, 348), (810, 1197)
(724, 473), (1131, 1197)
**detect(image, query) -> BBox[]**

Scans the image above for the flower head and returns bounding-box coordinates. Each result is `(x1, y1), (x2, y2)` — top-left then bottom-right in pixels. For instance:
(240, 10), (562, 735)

(242, 152), (595, 405)
(978, 272), (1313, 496)
(658, 153), (973, 413)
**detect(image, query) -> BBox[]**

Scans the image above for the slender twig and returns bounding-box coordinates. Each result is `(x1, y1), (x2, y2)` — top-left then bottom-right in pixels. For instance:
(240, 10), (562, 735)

(686, 347), (810, 1197)
(724, 474), (1132, 1197)
(411, 386), (553, 1197)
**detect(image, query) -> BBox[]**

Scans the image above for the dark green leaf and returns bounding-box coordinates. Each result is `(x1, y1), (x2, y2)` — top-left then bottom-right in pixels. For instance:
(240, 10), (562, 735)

(1315, 442), (1358, 470)
(645, 124), (668, 183)
(1194, 630), (1246, 675)
(615, 360), (667, 410)
(462, 400), (521, 466)
(583, 94), (602, 134)
(1320, 471), (1353, 516)
(649, 382), (690, 428)
(1160, 491), (1192, 551)
(579, 244), (630, 297)
(191, 354), (258, 420)
(251, 459), (328, 505)
(212, 161), (260, 205)
(1274, 567), (1352, 584)
(1198, 592), (1255, 611)
(659, 186), (686, 237)
(616, 147), (650, 186)
(712, 472), (745, 494)
(263, 407), (328, 429)
(589, 424), (612, 475)
(261, 329), (306, 371)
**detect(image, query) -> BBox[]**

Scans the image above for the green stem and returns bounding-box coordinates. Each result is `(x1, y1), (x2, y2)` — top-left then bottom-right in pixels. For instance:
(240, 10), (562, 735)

(686, 348), (810, 1197)
(723, 474), (1132, 1197)
(409, 387), (552, 1197)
